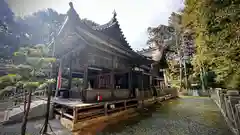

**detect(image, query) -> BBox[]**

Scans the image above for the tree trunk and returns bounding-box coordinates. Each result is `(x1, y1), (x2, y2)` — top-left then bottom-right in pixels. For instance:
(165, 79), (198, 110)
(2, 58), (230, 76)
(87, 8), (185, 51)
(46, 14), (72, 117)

(21, 88), (32, 135)
(179, 57), (183, 91)
(163, 69), (168, 87)
(200, 67), (206, 92)
(24, 90), (27, 113)
(183, 59), (188, 90)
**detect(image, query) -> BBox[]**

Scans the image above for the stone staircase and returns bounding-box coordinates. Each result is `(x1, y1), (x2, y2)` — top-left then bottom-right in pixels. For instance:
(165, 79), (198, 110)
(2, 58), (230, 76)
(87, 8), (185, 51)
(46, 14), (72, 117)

(0, 89), (49, 124)
(1, 100), (49, 124)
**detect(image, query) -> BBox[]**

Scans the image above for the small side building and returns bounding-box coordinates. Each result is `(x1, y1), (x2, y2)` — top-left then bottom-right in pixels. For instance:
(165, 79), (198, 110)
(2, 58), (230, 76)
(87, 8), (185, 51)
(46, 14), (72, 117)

(137, 47), (167, 89)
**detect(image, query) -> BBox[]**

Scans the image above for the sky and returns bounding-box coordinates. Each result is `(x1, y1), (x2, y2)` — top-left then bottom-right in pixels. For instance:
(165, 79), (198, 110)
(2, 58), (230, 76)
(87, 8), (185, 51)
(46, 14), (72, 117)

(7, 0), (184, 50)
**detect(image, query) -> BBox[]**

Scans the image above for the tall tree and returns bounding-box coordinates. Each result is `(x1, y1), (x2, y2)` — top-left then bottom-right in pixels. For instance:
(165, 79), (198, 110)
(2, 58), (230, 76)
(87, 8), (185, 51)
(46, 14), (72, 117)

(182, 0), (240, 89)
(147, 25), (174, 66)
(11, 44), (55, 135)
(0, 0), (20, 59)
(17, 9), (65, 45)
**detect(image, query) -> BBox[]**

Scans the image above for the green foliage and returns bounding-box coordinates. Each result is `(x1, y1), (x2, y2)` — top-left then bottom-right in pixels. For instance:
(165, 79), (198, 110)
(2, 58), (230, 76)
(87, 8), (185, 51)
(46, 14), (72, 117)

(72, 78), (83, 87)
(23, 82), (40, 89)
(0, 74), (21, 89)
(182, 0), (240, 89)
(147, 25), (173, 46)
(0, 44), (56, 92)
(146, 12), (186, 88)
(0, 86), (16, 95)
(13, 45), (56, 80)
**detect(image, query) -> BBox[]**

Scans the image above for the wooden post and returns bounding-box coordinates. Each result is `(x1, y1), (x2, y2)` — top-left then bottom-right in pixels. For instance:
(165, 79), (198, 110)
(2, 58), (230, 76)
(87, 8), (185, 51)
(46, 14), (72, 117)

(128, 67), (132, 90)
(83, 64), (88, 89)
(68, 54), (73, 90)
(141, 72), (144, 91)
(110, 71), (115, 89)
(83, 64), (88, 101)
(124, 100), (127, 110)
(60, 108), (64, 119)
(110, 55), (115, 99)
(104, 102), (108, 116)
(110, 71), (115, 98)
(73, 107), (77, 124)
(111, 55), (115, 89)
(54, 63), (58, 96)
(128, 67), (132, 97)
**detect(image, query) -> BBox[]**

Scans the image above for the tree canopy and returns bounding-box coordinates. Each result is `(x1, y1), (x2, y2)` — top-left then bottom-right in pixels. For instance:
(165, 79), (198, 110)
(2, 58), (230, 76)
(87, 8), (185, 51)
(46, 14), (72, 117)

(0, 1), (65, 59)
(182, 0), (240, 89)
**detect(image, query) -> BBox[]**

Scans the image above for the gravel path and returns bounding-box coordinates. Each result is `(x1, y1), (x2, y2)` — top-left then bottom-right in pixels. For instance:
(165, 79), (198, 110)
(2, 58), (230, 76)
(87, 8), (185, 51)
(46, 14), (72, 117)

(0, 97), (232, 135)
(99, 97), (233, 135)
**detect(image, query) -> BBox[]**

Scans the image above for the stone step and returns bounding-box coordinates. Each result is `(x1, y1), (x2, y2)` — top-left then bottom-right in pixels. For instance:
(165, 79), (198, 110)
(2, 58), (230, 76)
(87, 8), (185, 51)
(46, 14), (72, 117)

(2, 100), (50, 124)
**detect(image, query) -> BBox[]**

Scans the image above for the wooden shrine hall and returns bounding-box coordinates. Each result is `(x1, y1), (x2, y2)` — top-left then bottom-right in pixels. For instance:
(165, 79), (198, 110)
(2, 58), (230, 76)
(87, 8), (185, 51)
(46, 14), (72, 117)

(51, 2), (161, 102)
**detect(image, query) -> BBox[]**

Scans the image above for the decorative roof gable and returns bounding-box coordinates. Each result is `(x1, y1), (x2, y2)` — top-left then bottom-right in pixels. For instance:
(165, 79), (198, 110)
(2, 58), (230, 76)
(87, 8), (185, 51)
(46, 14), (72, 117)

(52, 2), (152, 65)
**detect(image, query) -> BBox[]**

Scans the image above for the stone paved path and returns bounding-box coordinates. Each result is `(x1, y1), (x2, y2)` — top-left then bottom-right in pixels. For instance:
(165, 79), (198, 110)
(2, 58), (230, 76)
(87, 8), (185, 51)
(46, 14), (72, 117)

(99, 97), (233, 135)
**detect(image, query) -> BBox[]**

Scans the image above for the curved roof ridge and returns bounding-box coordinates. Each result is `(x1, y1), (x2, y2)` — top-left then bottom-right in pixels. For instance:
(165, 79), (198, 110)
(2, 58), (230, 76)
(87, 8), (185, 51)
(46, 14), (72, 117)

(92, 11), (117, 30)
(91, 11), (132, 50)
(57, 2), (134, 54)
(137, 46), (158, 53)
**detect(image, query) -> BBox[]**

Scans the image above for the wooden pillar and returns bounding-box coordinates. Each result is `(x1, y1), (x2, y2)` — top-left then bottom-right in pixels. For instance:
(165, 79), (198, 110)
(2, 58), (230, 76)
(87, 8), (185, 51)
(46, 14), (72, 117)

(141, 72), (144, 91)
(128, 67), (133, 98)
(110, 71), (114, 88)
(104, 102), (108, 116)
(54, 62), (58, 96)
(147, 74), (151, 89)
(54, 59), (62, 97)
(137, 71), (143, 91)
(150, 64), (153, 87)
(111, 55), (115, 89)
(150, 75), (153, 86)
(68, 54), (73, 90)
(110, 71), (115, 98)
(73, 107), (77, 124)
(83, 64), (88, 89)
(128, 67), (132, 90)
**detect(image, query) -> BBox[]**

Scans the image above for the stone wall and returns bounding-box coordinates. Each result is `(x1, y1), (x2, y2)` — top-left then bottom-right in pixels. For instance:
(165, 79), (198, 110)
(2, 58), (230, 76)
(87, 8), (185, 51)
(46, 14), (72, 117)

(83, 87), (178, 102)
(114, 89), (130, 99)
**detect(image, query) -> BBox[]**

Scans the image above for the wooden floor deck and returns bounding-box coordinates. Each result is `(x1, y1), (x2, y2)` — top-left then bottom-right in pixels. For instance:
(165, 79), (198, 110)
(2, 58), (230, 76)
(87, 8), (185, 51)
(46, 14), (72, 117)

(52, 94), (175, 131)
(52, 97), (139, 109)
(52, 98), (84, 108)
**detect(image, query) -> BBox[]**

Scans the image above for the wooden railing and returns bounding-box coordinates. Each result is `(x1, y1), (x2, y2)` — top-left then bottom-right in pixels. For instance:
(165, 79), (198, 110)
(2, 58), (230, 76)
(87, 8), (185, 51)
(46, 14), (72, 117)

(211, 89), (240, 135)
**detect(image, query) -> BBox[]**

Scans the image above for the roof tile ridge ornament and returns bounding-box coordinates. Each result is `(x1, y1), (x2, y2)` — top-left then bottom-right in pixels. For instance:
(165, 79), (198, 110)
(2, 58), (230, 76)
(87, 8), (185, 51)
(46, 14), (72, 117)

(112, 9), (117, 22)
(67, 2), (80, 21)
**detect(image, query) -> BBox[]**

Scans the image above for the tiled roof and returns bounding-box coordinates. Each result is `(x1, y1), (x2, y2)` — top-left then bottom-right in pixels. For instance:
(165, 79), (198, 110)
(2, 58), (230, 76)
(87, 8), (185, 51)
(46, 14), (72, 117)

(88, 10), (132, 50)
(53, 2), (151, 63)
